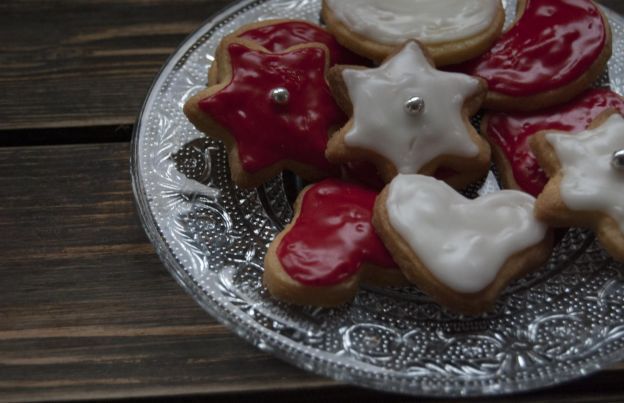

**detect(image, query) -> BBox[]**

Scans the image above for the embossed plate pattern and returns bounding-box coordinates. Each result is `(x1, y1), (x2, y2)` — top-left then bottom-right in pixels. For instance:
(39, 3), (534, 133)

(131, 0), (624, 396)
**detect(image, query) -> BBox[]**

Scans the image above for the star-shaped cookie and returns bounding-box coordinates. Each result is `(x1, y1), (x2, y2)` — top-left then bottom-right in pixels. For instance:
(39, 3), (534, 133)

(184, 38), (345, 188)
(530, 110), (624, 262)
(208, 19), (368, 85)
(326, 41), (490, 189)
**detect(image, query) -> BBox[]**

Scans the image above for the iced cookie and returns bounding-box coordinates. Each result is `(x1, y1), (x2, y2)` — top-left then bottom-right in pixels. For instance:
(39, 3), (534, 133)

(208, 19), (369, 85)
(264, 179), (405, 307)
(326, 41), (491, 189)
(321, 0), (504, 66)
(184, 39), (344, 188)
(530, 111), (624, 262)
(373, 174), (553, 315)
(483, 88), (624, 196)
(454, 0), (611, 112)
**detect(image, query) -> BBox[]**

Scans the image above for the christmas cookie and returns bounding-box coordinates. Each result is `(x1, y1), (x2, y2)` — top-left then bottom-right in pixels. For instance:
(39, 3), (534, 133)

(483, 88), (624, 196)
(454, 0), (611, 112)
(184, 38), (344, 188)
(530, 111), (624, 262)
(208, 19), (368, 85)
(321, 0), (504, 66)
(326, 41), (491, 189)
(264, 179), (405, 307)
(373, 174), (553, 315)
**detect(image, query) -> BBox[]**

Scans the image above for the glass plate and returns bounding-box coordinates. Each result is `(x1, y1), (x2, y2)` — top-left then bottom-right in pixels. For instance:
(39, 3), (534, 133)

(131, 0), (624, 396)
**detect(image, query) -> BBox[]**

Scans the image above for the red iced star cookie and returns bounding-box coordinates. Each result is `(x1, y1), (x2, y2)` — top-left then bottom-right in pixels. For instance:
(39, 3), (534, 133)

(184, 39), (345, 188)
(264, 179), (405, 307)
(208, 19), (369, 85)
(483, 88), (624, 196)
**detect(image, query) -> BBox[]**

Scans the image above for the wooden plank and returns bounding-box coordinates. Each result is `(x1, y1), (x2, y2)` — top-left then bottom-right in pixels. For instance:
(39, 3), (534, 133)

(0, 0), (231, 131)
(1, 142), (624, 402)
(0, 0), (622, 132)
(0, 142), (334, 402)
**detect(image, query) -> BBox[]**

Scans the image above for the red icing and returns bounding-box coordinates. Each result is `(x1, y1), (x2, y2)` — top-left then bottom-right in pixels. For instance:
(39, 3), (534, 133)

(455, 0), (606, 96)
(239, 21), (368, 66)
(199, 43), (345, 173)
(486, 88), (624, 196)
(277, 179), (396, 286)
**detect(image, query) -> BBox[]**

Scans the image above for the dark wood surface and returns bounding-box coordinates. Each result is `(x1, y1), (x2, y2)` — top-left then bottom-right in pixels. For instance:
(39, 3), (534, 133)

(1, 1), (624, 402)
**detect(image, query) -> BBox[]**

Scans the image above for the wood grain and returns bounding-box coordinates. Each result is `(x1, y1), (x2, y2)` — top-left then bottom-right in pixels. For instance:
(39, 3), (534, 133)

(0, 142), (623, 402)
(0, 143), (334, 402)
(0, 0), (622, 132)
(0, 0), (230, 131)
(3, 1), (624, 401)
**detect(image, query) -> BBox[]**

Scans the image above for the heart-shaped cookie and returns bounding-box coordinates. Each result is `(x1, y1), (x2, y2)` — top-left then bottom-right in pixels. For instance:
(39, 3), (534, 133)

(373, 174), (553, 314)
(264, 179), (405, 307)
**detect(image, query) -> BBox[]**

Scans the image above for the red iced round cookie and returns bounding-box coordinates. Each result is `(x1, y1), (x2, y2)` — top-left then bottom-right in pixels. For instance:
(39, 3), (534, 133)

(454, 0), (611, 112)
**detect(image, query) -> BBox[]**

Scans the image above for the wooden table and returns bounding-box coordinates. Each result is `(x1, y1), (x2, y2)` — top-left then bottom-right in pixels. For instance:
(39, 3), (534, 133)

(2, 1), (624, 401)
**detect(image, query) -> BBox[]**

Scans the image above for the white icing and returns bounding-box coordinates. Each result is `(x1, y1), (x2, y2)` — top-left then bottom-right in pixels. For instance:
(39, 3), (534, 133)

(326, 0), (500, 45)
(386, 175), (547, 293)
(545, 113), (624, 232)
(342, 42), (480, 174)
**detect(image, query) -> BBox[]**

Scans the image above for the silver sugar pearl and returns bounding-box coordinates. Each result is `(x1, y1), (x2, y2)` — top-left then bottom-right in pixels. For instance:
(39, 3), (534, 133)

(270, 87), (290, 105)
(612, 149), (624, 171)
(404, 96), (425, 115)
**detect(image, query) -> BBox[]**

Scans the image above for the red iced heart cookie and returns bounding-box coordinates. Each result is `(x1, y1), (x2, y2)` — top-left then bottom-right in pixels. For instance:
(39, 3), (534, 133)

(264, 179), (404, 307)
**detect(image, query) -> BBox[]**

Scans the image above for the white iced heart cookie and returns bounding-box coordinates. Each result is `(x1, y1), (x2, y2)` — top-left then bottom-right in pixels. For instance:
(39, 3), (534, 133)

(531, 111), (624, 262)
(373, 174), (552, 314)
(321, 0), (505, 65)
(326, 41), (491, 189)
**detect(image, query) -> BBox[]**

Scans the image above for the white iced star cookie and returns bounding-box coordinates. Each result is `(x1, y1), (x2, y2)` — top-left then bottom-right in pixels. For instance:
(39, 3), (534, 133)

(321, 0), (505, 65)
(531, 110), (624, 262)
(327, 41), (491, 189)
(373, 174), (553, 315)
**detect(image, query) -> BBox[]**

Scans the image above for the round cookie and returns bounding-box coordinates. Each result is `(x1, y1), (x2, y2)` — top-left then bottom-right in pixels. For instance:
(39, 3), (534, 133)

(184, 39), (344, 188)
(321, 0), (505, 66)
(326, 41), (491, 189)
(530, 111), (624, 262)
(482, 88), (624, 196)
(264, 179), (405, 307)
(208, 19), (369, 85)
(454, 0), (612, 112)
(373, 174), (553, 315)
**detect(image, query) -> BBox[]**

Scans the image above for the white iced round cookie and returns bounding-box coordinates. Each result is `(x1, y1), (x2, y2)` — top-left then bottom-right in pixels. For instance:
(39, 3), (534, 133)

(385, 174), (547, 294)
(342, 42), (481, 174)
(325, 0), (499, 45)
(545, 113), (624, 232)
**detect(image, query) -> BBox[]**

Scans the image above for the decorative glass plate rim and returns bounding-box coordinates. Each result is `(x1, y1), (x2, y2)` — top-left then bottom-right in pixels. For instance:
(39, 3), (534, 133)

(130, 0), (624, 397)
